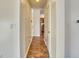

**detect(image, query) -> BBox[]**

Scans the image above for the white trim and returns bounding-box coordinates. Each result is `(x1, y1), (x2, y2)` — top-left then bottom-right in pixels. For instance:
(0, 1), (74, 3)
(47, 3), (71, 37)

(56, 0), (65, 58)
(24, 37), (33, 58)
(44, 38), (48, 49)
(16, 0), (20, 57)
(48, 0), (52, 57)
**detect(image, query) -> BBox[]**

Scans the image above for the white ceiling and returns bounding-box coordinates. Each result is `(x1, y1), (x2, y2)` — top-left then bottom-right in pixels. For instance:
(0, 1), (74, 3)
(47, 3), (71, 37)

(27, 0), (48, 8)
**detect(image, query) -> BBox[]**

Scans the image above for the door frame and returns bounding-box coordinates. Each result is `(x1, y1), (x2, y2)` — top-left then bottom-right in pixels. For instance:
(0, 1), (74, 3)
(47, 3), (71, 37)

(48, 0), (65, 58)
(19, 0), (65, 58)
(56, 0), (65, 58)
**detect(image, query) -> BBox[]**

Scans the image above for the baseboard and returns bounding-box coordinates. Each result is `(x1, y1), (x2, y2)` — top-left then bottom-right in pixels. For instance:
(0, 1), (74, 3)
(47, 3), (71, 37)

(44, 38), (52, 58)
(44, 38), (48, 49)
(24, 37), (33, 58)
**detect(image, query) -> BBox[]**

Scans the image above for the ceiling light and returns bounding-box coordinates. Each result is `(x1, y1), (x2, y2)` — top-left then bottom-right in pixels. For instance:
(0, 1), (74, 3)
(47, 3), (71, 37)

(21, 0), (26, 4)
(36, 0), (39, 2)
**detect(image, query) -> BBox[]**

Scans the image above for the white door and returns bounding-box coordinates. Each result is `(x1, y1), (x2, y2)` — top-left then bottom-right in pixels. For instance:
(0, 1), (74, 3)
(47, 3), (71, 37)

(44, 0), (65, 58)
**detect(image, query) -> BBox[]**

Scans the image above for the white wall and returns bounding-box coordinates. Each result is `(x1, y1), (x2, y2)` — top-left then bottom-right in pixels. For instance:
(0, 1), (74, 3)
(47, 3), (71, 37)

(51, 2), (56, 58)
(20, 0), (32, 57)
(44, 1), (56, 58)
(65, 0), (79, 58)
(70, 0), (79, 57)
(32, 9), (40, 36)
(0, 0), (20, 58)
(44, 0), (65, 58)
(44, 3), (49, 48)
(56, 0), (65, 58)
(65, 0), (71, 57)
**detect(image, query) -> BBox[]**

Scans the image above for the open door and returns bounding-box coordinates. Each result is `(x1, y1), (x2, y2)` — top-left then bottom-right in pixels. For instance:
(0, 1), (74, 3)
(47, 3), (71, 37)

(44, 0), (65, 58)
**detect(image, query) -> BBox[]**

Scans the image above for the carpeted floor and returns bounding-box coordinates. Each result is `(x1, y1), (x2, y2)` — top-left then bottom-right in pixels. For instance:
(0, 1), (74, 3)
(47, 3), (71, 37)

(26, 36), (49, 58)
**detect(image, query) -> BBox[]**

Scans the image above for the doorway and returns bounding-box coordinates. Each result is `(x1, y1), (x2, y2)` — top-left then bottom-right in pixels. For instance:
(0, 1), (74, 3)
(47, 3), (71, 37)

(40, 17), (44, 37)
(20, 0), (65, 58)
(27, 8), (49, 58)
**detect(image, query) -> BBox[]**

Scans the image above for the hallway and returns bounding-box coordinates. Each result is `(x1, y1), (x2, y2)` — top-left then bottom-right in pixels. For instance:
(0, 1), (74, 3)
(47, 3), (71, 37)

(27, 35), (49, 58)
(0, 0), (75, 58)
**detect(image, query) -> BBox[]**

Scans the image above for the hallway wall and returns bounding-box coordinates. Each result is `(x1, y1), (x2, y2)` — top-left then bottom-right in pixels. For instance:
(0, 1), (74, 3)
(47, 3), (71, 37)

(20, 0), (32, 57)
(44, 3), (49, 48)
(44, 1), (56, 58)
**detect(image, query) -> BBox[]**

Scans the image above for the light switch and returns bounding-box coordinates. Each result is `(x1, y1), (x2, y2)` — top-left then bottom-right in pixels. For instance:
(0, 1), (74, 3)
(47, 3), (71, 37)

(10, 24), (14, 29)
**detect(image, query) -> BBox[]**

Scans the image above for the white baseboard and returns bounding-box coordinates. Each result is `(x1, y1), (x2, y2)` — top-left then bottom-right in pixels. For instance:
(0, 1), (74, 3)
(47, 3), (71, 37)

(44, 38), (48, 48)
(24, 37), (33, 58)
(44, 38), (52, 58)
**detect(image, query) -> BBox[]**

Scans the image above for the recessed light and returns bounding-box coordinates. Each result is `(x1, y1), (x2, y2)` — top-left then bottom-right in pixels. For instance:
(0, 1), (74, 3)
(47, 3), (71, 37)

(36, 0), (39, 2)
